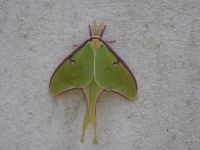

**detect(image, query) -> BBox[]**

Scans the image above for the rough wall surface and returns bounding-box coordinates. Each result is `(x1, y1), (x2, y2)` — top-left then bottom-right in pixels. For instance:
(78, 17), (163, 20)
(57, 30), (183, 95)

(0, 0), (200, 149)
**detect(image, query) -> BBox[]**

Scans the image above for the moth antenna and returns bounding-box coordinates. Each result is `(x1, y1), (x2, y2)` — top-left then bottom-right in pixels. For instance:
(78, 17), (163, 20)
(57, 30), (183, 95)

(89, 25), (92, 37)
(100, 25), (106, 37)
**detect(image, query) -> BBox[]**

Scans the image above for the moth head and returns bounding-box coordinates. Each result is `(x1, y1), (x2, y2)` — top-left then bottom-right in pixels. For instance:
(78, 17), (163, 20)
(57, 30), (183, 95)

(89, 20), (106, 37)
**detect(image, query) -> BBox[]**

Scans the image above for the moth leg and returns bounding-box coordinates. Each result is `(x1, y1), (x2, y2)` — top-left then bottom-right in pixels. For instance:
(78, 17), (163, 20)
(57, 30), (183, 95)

(105, 40), (116, 44)
(73, 44), (79, 47)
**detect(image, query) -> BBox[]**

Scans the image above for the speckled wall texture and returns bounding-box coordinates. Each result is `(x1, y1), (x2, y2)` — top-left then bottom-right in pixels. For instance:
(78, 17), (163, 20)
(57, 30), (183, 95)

(0, 0), (200, 150)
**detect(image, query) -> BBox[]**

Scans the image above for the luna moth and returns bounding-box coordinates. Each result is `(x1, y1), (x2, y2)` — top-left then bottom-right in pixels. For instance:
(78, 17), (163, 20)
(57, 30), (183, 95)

(49, 21), (137, 144)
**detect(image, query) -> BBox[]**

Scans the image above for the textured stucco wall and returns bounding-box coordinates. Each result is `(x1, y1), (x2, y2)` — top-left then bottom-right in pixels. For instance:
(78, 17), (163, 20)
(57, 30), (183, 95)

(0, 0), (200, 150)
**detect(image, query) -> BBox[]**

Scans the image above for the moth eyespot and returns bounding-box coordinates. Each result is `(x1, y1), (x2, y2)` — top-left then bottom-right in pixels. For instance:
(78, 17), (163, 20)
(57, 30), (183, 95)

(70, 59), (76, 64)
(112, 61), (119, 66)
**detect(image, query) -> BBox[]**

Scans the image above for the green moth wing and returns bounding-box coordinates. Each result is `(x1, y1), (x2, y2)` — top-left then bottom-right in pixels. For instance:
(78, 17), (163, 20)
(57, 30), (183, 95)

(95, 42), (137, 100)
(49, 42), (94, 96)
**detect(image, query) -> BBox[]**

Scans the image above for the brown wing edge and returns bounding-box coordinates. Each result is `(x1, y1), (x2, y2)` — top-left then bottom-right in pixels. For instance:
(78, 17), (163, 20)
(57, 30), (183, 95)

(98, 39), (138, 99)
(49, 39), (91, 90)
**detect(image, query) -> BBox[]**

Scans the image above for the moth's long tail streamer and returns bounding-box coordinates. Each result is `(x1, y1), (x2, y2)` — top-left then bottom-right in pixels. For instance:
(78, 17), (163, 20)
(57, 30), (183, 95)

(81, 81), (102, 144)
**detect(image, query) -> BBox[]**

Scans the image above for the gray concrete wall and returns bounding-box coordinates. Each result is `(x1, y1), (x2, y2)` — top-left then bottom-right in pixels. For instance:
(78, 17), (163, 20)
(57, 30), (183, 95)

(0, 0), (200, 149)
